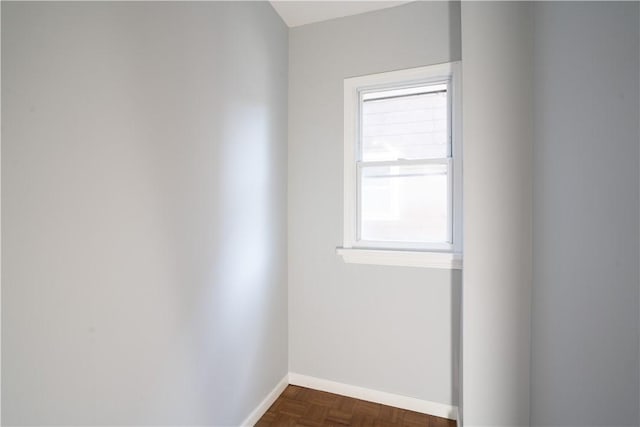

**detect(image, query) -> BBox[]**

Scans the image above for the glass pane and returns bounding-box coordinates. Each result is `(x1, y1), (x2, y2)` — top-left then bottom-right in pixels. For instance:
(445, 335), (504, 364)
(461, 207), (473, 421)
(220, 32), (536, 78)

(360, 164), (449, 243)
(361, 84), (448, 162)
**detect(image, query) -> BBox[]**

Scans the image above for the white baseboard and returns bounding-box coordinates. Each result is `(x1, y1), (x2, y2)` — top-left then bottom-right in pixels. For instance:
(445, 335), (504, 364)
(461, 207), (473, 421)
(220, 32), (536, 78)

(240, 373), (458, 426)
(240, 374), (289, 427)
(288, 372), (458, 421)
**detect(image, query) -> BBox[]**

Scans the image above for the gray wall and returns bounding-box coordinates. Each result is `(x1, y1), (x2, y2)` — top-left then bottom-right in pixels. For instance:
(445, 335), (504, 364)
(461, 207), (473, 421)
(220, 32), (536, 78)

(460, 2), (533, 425)
(2, 2), (288, 425)
(288, 2), (462, 406)
(531, 2), (640, 426)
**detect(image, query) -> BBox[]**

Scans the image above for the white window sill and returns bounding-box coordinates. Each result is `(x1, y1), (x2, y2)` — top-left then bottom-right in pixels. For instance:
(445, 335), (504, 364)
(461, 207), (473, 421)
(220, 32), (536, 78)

(336, 248), (463, 270)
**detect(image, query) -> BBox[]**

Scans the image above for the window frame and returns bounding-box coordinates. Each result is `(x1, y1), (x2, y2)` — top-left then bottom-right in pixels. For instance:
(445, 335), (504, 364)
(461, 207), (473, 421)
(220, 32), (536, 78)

(341, 62), (462, 267)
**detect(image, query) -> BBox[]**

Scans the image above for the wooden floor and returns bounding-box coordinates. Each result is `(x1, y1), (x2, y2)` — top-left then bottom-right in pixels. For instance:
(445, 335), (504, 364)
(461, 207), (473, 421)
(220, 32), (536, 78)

(255, 385), (456, 427)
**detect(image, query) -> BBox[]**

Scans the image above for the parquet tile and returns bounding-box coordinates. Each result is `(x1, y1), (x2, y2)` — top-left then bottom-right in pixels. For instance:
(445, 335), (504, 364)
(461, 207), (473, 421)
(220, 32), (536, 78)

(254, 385), (457, 427)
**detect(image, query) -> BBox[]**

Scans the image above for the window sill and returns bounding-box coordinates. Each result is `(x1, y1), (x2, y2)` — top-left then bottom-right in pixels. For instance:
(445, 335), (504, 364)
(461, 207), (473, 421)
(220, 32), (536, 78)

(336, 248), (463, 270)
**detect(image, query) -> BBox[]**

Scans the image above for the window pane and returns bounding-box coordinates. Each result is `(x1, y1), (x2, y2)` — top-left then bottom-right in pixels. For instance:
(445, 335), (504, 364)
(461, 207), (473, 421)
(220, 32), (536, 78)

(360, 164), (449, 243)
(361, 84), (448, 161)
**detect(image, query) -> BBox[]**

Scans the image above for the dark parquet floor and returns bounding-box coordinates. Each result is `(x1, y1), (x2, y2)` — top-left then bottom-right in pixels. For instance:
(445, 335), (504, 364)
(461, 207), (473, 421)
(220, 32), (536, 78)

(255, 385), (457, 427)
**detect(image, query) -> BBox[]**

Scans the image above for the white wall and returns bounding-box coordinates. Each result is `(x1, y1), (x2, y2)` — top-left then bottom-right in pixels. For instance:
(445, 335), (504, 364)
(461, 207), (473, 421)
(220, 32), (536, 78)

(460, 2), (533, 425)
(1, 2), (288, 425)
(288, 1), (462, 406)
(531, 2), (640, 426)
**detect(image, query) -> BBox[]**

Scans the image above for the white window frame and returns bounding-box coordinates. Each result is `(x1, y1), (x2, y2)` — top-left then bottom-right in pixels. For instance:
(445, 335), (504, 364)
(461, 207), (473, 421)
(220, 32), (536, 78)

(338, 62), (462, 269)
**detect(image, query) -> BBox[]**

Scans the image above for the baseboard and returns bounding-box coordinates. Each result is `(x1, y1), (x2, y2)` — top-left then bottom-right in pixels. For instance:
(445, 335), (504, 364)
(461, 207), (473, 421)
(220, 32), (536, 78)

(288, 372), (458, 421)
(240, 373), (458, 426)
(240, 374), (289, 427)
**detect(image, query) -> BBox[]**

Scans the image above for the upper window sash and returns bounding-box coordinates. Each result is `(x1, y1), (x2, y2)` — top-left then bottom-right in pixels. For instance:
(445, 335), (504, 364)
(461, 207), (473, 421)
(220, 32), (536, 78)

(357, 80), (452, 163)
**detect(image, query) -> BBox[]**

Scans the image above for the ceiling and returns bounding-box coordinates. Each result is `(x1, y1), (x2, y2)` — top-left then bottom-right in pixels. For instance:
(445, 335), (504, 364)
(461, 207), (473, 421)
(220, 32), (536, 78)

(269, 1), (414, 28)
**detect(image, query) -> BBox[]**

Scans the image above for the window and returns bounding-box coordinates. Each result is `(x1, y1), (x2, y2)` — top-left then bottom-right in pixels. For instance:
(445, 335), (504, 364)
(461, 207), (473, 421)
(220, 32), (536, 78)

(338, 63), (462, 269)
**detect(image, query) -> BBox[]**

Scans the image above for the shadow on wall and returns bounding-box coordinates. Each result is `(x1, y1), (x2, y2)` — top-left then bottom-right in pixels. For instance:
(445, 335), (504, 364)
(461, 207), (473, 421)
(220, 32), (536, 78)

(448, 0), (463, 414)
(450, 269), (462, 410)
